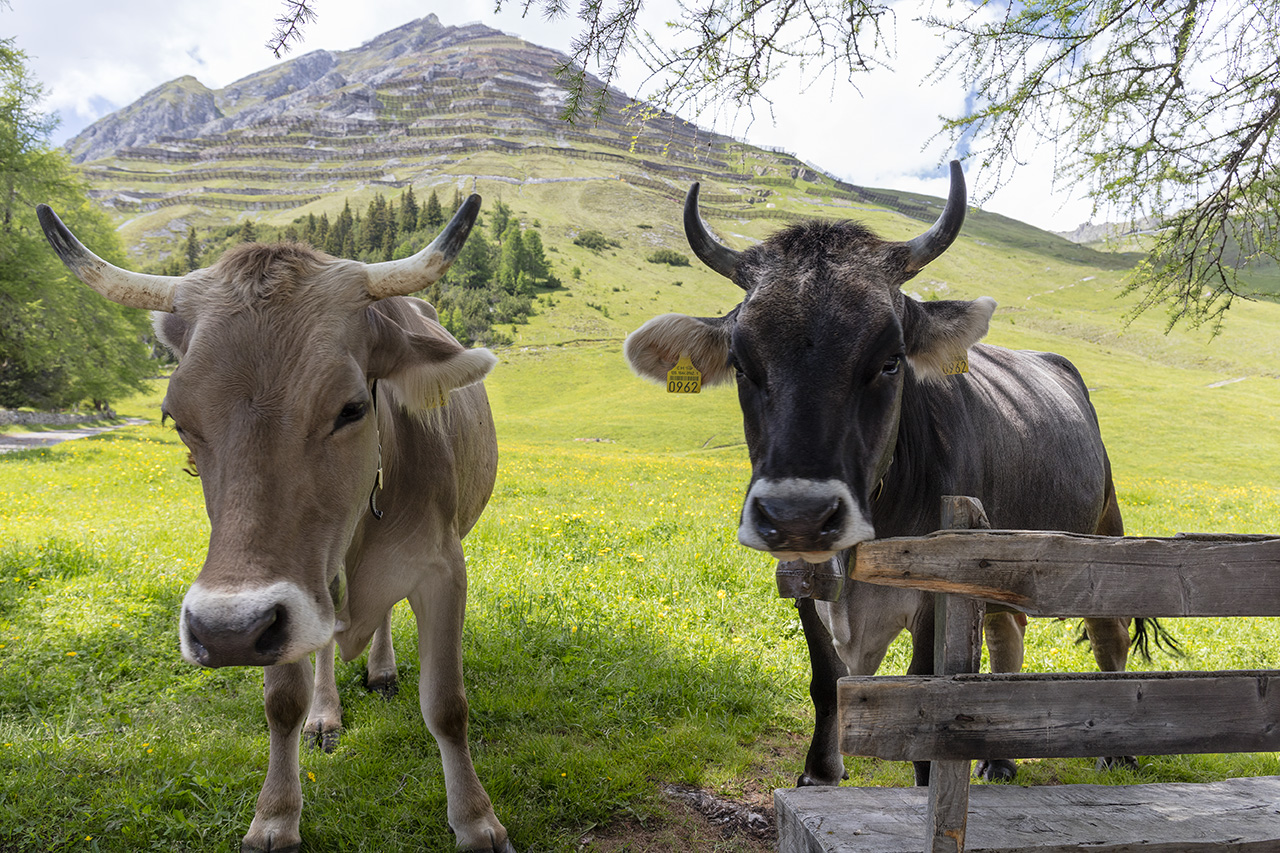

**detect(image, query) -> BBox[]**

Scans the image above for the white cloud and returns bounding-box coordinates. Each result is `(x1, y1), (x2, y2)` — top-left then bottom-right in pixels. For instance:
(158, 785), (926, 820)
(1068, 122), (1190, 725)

(6, 0), (1095, 232)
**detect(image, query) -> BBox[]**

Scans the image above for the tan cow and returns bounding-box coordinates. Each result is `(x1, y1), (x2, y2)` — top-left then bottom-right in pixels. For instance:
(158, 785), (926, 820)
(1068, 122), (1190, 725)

(37, 198), (513, 853)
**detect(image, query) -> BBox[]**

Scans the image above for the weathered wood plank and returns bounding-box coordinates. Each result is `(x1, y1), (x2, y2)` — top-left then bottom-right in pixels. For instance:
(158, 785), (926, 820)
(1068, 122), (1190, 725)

(776, 776), (1280, 853)
(924, 497), (990, 853)
(850, 530), (1280, 617)
(839, 671), (1280, 761)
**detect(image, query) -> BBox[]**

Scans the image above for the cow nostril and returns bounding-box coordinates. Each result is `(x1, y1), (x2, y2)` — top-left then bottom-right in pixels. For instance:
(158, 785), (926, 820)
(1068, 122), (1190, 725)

(254, 606), (289, 658)
(818, 499), (845, 537)
(184, 608), (213, 664)
(754, 498), (781, 541)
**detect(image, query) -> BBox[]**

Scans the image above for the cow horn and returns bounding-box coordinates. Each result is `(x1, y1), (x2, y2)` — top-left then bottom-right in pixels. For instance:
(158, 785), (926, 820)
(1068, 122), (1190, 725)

(37, 204), (179, 312)
(903, 159), (967, 273)
(364, 193), (481, 300)
(684, 183), (742, 285)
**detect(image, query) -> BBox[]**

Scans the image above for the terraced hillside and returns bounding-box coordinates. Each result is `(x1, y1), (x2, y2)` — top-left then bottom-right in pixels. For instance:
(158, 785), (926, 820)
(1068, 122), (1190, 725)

(71, 17), (828, 244)
(68, 15), (1008, 262)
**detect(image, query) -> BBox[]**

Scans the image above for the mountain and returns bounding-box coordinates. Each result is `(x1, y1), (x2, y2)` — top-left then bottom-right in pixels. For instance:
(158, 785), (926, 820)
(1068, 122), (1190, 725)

(66, 15), (780, 229)
(65, 14), (1100, 256)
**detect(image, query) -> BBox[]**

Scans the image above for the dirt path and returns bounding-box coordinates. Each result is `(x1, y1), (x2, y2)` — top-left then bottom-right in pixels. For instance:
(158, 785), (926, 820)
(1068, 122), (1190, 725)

(0, 418), (148, 454)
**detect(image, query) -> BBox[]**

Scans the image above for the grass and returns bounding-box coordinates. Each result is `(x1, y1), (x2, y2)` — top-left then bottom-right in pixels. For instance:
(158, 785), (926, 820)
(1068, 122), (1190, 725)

(2, 324), (1279, 851)
(11, 135), (1280, 849)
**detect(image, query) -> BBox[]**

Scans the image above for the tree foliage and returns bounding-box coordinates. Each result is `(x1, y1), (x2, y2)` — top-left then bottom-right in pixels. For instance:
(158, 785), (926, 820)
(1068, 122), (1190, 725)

(162, 190), (559, 347)
(931, 0), (1280, 331)
(0, 40), (153, 411)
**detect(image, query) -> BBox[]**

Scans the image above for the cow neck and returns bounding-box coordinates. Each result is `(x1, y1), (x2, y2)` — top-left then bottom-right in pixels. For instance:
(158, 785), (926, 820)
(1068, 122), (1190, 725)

(872, 371), (946, 529)
(368, 379), (386, 520)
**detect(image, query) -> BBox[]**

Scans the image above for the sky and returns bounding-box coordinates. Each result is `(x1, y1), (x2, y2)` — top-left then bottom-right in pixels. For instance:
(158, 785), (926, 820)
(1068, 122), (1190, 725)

(4, 0), (1097, 233)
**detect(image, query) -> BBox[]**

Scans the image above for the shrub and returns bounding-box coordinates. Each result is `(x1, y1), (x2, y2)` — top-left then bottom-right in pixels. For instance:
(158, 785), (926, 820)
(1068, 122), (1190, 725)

(573, 229), (617, 251)
(647, 249), (691, 266)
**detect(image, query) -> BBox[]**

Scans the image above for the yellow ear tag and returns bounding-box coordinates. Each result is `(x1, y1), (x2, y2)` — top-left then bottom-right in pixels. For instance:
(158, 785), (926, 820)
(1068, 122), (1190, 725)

(942, 355), (970, 376)
(423, 387), (449, 409)
(666, 355), (702, 394)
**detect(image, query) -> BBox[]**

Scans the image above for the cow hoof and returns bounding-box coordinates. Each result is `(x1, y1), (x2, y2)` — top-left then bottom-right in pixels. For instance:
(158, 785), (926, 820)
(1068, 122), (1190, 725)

(796, 768), (847, 787)
(975, 759), (1017, 782)
(460, 828), (516, 852)
(302, 725), (341, 753)
(1096, 755), (1138, 772)
(241, 835), (300, 853)
(365, 672), (399, 700)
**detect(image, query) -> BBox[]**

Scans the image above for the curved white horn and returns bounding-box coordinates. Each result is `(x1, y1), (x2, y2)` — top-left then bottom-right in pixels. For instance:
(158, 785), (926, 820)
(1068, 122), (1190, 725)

(364, 193), (482, 300)
(902, 159), (967, 274)
(37, 204), (179, 312)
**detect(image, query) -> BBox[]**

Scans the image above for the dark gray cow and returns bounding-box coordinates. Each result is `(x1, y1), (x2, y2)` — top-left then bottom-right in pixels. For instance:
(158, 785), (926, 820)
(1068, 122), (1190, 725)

(38, 199), (513, 852)
(625, 161), (1142, 785)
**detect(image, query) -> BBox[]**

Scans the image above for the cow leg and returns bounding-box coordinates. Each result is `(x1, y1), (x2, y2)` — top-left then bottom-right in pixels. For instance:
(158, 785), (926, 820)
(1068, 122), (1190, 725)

(974, 610), (1027, 782)
(303, 641), (342, 753)
(365, 610), (399, 699)
(818, 580), (921, 785)
(242, 658), (312, 853)
(406, 547), (512, 853)
(796, 597), (849, 787)
(1084, 615), (1139, 771)
(906, 596), (936, 787)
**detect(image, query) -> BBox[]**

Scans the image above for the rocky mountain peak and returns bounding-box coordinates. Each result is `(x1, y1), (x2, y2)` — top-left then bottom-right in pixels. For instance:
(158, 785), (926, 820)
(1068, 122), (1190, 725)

(64, 14), (519, 163)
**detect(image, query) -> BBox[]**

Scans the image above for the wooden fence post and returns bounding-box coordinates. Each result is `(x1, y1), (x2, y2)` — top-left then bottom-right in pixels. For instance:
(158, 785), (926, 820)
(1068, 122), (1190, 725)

(926, 496), (991, 853)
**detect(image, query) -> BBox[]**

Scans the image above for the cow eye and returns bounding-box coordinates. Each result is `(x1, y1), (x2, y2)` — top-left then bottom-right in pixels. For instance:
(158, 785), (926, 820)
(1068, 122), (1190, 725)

(164, 411), (200, 445)
(729, 353), (756, 385)
(882, 355), (902, 376)
(334, 401), (367, 431)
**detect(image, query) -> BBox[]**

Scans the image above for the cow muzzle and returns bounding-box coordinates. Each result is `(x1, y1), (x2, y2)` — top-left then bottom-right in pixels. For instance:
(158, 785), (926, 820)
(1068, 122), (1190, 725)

(738, 478), (874, 563)
(179, 580), (333, 668)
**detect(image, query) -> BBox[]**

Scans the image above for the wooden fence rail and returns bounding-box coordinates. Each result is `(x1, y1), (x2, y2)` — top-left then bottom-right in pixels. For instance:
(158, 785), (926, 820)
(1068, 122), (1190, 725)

(775, 496), (1280, 853)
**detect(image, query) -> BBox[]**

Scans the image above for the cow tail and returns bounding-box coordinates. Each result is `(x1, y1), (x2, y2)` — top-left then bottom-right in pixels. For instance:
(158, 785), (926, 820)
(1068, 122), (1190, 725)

(1074, 618), (1183, 661)
(1130, 617), (1183, 661)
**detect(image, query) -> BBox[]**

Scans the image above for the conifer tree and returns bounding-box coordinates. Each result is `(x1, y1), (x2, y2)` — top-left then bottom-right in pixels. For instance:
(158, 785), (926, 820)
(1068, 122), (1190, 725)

(183, 225), (201, 271)
(400, 187), (419, 233)
(522, 229), (551, 282)
(496, 222), (525, 292)
(423, 189), (444, 231)
(490, 200), (513, 242)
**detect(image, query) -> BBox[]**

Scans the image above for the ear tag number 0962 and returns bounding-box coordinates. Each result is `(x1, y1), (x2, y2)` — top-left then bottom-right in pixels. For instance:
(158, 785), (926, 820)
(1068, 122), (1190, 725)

(942, 356), (969, 376)
(666, 355), (702, 394)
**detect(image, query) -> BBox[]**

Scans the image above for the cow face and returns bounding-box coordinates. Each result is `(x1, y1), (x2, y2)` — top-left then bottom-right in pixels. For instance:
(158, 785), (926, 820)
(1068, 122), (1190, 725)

(37, 199), (494, 667)
(625, 163), (994, 563)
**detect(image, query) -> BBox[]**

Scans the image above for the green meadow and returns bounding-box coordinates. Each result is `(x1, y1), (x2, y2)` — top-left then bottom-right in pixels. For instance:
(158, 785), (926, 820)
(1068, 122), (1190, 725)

(3, 181), (1280, 850)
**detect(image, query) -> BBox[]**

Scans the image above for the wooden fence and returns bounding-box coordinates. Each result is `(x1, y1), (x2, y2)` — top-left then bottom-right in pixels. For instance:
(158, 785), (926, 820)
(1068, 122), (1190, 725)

(776, 496), (1280, 853)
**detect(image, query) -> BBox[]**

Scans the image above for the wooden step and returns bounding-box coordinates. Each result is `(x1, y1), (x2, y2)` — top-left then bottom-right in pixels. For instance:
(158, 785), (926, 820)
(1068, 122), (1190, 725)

(776, 776), (1280, 853)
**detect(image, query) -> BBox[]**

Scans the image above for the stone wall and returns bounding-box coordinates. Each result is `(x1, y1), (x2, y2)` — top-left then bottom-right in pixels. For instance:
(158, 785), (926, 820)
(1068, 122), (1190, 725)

(0, 410), (114, 427)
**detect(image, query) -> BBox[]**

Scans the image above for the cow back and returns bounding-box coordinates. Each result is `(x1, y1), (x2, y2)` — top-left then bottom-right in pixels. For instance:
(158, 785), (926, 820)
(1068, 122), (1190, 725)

(878, 343), (1112, 539)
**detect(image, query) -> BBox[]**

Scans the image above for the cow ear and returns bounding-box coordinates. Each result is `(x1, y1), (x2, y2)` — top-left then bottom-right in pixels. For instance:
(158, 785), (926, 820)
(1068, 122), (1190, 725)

(152, 311), (189, 357)
(367, 301), (497, 411)
(624, 311), (736, 386)
(903, 296), (996, 380)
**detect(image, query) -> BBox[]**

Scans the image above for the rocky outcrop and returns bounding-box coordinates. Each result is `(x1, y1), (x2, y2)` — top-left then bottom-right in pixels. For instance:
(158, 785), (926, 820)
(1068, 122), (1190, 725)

(1056, 216), (1161, 244)
(67, 76), (222, 163)
(64, 14), (535, 164)
(67, 13), (802, 225)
